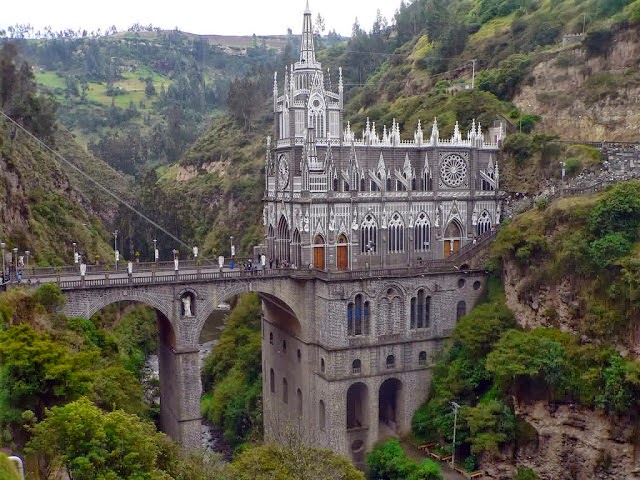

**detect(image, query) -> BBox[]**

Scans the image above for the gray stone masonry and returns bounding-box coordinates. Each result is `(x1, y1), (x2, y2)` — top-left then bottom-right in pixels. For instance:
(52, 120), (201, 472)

(61, 268), (487, 462)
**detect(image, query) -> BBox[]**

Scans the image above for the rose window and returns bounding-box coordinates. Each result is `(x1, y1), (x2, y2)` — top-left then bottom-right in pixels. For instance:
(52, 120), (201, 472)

(440, 154), (467, 187)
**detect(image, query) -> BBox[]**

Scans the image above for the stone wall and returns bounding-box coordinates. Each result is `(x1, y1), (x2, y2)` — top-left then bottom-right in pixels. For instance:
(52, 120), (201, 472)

(61, 269), (488, 457)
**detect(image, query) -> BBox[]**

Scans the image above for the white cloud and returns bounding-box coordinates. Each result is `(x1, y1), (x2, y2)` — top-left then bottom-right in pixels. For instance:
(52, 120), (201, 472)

(4, 0), (401, 37)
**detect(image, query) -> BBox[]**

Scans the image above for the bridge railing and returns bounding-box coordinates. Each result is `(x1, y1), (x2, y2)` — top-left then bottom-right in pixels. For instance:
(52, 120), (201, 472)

(23, 257), (255, 278)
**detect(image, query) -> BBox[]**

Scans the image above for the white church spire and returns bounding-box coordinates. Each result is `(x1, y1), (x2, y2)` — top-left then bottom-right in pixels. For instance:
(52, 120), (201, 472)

(300, 3), (316, 65)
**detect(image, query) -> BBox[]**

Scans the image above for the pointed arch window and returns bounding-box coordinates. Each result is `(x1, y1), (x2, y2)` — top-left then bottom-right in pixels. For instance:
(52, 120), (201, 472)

(477, 211), (492, 237)
(419, 351), (428, 366)
(386, 177), (393, 191)
(333, 176), (339, 191)
(292, 229), (302, 268)
(388, 213), (405, 254)
(277, 216), (291, 263)
(360, 215), (377, 254)
(360, 177), (366, 191)
(348, 294), (370, 336)
(422, 170), (433, 191)
(414, 213), (430, 252)
(410, 289), (430, 329)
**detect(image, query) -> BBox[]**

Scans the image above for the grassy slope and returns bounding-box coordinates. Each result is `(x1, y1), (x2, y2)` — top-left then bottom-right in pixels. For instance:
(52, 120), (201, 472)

(0, 118), (112, 265)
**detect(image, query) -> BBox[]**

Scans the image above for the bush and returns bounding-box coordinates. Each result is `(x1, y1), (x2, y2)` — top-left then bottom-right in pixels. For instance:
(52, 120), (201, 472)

(34, 283), (65, 312)
(564, 158), (583, 177)
(366, 439), (442, 480)
(502, 133), (533, 165)
(515, 466), (540, 480)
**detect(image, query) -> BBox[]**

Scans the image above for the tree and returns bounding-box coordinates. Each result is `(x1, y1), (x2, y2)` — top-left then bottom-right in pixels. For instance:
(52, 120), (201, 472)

(26, 397), (166, 480)
(0, 453), (22, 480)
(366, 439), (442, 480)
(224, 442), (364, 480)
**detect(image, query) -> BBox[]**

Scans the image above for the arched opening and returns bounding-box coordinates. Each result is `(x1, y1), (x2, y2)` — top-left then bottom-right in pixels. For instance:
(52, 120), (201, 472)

(296, 388), (303, 417)
(292, 229), (302, 269)
(91, 301), (180, 442)
(386, 355), (395, 369)
(346, 382), (368, 430)
(270, 368), (275, 393)
(443, 220), (463, 258)
(477, 210), (492, 237)
(319, 400), (326, 430)
(282, 377), (288, 404)
(337, 233), (349, 270)
(379, 378), (403, 437)
(352, 358), (361, 374)
(313, 234), (325, 270)
(456, 300), (467, 320)
(277, 216), (291, 264)
(419, 351), (428, 366)
(180, 291), (195, 317)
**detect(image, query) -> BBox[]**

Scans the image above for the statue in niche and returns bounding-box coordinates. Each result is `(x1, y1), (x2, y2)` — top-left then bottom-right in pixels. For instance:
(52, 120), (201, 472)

(352, 209), (358, 231)
(182, 295), (193, 317)
(496, 203), (502, 224)
(472, 209), (478, 226)
(329, 208), (336, 232)
(435, 205), (442, 227)
(409, 213), (414, 228)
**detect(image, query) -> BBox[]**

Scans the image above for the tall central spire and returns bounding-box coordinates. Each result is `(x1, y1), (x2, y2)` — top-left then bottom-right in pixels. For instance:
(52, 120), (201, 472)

(300, 1), (316, 65)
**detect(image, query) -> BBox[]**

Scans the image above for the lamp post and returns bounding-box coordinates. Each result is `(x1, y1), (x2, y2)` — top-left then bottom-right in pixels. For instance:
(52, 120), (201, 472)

(12, 247), (18, 281)
(113, 230), (119, 270)
(1, 242), (5, 281)
(153, 239), (158, 263)
(25, 250), (30, 277)
(230, 236), (235, 258)
(173, 249), (178, 272)
(73, 242), (78, 264)
(450, 401), (460, 468)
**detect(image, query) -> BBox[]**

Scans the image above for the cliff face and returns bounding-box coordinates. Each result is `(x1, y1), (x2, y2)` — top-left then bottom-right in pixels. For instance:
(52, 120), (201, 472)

(484, 401), (640, 480)
(0, 119), (113, 264)
(515, 26), (640, 141)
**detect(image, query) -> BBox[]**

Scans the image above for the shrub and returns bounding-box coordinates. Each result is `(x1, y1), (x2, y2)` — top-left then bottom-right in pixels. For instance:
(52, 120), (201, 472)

(515, 466), (540, 480)
(564, 158), (583, 177)
(34, 283), (65, 312)
(502, 133), (533, 165)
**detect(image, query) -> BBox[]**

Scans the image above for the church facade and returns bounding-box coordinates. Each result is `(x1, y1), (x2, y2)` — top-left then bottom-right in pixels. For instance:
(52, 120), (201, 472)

(260, 5), (503, 466)
(263, 8), (503, 272)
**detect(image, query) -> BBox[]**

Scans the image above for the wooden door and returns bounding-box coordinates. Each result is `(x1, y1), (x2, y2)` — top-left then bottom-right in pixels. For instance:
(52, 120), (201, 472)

(314, 246), (325, 270)
(453, 240), (461, 254)
(337, 245), (348, 270)
(443, 241), (451, 258)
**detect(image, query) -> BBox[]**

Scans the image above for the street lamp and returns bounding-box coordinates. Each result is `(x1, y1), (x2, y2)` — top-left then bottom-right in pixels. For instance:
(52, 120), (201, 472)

(1, 242), (5, 281)
(172, 249), (178, 272)
(25, 251), (30, 276)
(153, 239), (158, 263)
(230, 236), (235, 258)
(73, 242), (78, 264)
(113, 230), (119, 270)
(450, 401), (461, 468)
(12, 248), (18, 281)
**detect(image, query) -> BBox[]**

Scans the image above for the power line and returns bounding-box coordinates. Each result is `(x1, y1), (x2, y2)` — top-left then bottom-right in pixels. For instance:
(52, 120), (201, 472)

(0, 109), (195, 253)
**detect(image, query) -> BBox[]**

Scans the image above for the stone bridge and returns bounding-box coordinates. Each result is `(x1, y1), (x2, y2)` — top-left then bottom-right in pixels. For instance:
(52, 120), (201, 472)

(48, 261), (489, 462)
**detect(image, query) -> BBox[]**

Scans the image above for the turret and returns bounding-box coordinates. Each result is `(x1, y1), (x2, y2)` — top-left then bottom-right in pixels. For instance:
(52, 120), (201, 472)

(299, 0), (316, 66)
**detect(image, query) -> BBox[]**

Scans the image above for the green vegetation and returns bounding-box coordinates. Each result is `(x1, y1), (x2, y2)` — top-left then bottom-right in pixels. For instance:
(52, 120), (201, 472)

(366, 439), (442, 480)
(493, 180), (640, 338)
(0, 285), (158, 451)
(201, 293), (262, 449)
(411, 270), (640, 467)
(225, 442), (365, 480)
(0, 452), (21, 480)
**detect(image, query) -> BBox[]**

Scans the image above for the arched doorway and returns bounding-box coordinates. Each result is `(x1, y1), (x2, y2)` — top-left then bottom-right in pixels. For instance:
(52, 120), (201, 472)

(336, 233), (348, 270)
(313, 234), (325, 270)
(346, 382), (368, 430)
(379, 378), (403, 437)
(443, 220), (463, 258)
(292, 229), (302, 268)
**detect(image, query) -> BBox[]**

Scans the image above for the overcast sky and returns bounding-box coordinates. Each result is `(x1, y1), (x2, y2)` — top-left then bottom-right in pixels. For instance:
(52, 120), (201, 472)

(3, 0), (401, 37)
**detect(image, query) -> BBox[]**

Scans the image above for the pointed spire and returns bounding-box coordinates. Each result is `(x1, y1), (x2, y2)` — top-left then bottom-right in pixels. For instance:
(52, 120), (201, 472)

(377, 152), (386, 179)
(430, 117), (439, 146)
(452, 121), (462, 144)
(300, 3), (316, 65)
(273, 72), (278, 111)
(415, 120), (423, 146)
(403, 153), (412, 178)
